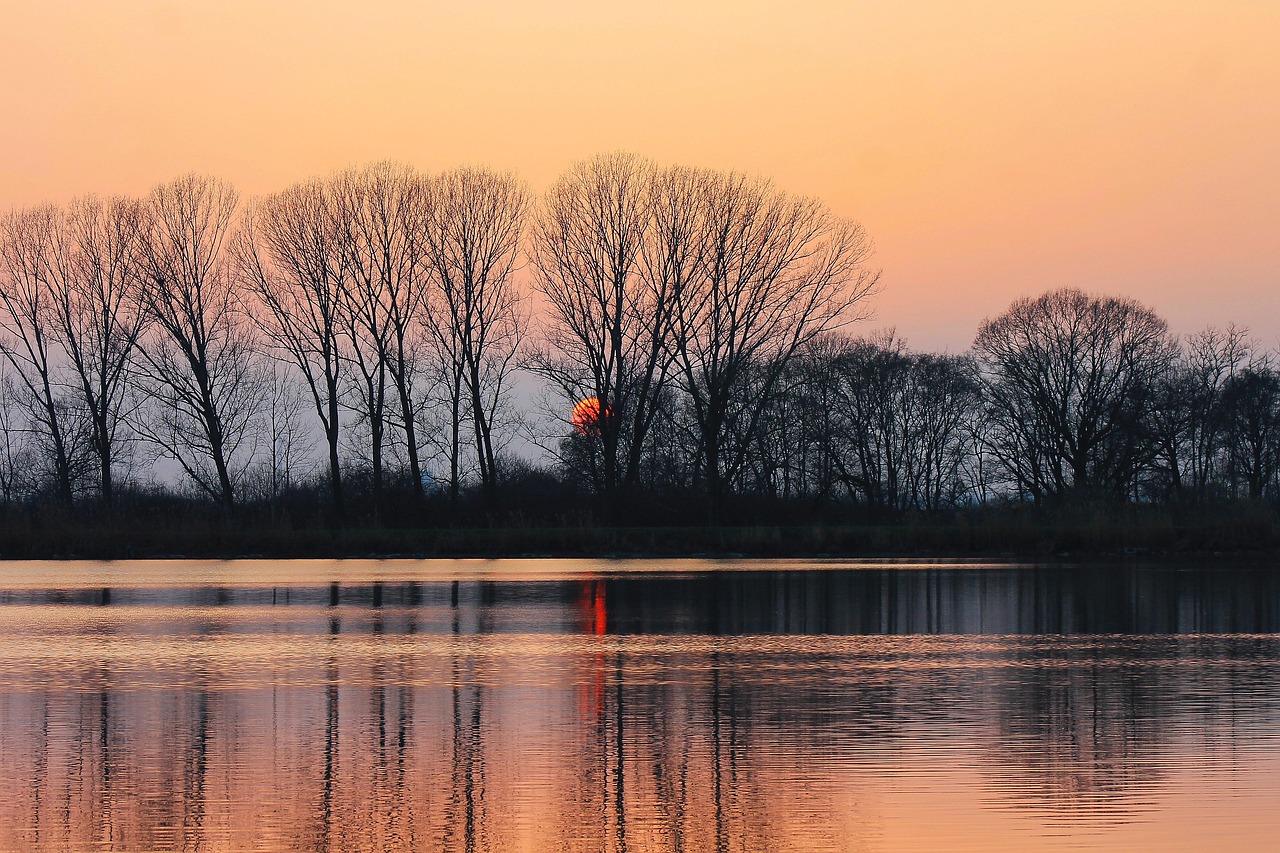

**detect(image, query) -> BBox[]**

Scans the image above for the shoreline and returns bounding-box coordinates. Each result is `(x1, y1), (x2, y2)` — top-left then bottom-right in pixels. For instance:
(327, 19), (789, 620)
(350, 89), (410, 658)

(0, 516), (1275, 562)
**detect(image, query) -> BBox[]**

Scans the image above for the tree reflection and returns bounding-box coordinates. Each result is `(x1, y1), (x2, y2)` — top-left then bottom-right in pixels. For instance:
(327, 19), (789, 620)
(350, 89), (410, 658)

(1, 565), (1278, 851)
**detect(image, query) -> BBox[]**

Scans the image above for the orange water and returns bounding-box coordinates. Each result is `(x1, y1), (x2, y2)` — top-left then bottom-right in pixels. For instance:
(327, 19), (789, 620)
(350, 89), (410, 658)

(0, 561), (1277, 852)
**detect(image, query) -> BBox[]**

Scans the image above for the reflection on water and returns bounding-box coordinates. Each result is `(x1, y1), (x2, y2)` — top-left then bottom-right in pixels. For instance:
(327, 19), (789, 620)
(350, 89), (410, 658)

(0, 561), (1278, 851)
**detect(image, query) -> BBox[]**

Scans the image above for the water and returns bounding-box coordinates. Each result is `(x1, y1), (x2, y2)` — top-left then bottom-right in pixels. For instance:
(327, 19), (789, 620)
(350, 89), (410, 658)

(0, 558), (1277, 852)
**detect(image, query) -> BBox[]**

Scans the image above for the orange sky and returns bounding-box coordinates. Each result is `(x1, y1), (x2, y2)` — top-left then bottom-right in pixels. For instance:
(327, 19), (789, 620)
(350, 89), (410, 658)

(1, 1), (1277, 350)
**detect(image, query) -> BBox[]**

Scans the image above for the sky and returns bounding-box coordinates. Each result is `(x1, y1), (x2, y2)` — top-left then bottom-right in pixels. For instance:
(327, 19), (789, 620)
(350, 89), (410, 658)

(1, 0), (1277, 351)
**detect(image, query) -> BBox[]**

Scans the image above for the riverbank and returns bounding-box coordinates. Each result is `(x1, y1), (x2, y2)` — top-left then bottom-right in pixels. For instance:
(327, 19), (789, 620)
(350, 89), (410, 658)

(1, 503), (1276, 560)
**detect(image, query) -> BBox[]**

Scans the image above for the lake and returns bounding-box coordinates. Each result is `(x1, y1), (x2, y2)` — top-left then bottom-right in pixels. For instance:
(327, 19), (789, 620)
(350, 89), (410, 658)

(0, 558), (1277, 851)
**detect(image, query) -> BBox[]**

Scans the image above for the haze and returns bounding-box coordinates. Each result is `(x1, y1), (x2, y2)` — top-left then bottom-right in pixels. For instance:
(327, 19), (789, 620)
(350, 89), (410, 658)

(2, 0), (1277, 350)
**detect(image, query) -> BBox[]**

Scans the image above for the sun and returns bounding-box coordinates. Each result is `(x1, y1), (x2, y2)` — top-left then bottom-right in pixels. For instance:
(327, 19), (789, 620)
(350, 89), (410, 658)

(571, 397), (610, 435)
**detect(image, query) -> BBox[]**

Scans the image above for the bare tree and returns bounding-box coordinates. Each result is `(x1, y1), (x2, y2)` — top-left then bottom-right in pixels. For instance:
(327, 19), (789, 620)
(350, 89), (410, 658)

(786, 335), (852, 503)
(261, 363), (312, 502)
(333, 162), (430, 504)
(528, 153), (664, 503)
(0, 204), (79, 503)
(1151, 325), (1252, 500)
(909, 353), (983, 509)
(134, 174), (264, 509)
(236, 179), (349, 517)
(421, 167), (529, 505)
(667, 170), (879, 510)
(1221, 360), (1280, 500)
(44, 195), (147, 506)
(420, 272), (470, 505)
(332, 170), (390, 508)
(974, 288), (1175, 502)
(826, 334), (910, 509)
(0, 366), (40, 502)
(630, 165), (704, 489)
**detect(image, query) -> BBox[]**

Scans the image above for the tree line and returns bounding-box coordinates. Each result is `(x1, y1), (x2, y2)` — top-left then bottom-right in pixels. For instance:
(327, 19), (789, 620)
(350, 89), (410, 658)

(0, 153), (1276, 527)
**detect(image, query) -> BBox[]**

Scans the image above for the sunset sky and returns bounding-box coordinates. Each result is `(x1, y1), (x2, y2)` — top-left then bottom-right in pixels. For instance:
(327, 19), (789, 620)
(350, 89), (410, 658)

(1, 0), (1277, 350)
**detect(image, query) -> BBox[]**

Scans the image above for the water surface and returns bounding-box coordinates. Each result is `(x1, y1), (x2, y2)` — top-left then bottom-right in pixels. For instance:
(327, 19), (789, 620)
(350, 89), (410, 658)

(1, 559), (1277, 851)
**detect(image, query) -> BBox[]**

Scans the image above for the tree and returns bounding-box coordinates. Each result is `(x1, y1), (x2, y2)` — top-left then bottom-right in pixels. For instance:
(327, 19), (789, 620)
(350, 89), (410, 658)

(529, 153), (665, 504)
(906, 352), (983, 509)
(420, 167), (529, 505)
(259, 363), (312, 504)
(1151, 325), (1251, 501)
(667, 169), (879, 511)
(134, 174), (263, 509)
(819, 334), (979, 511)
(974, 288), (1175, 502)
(827, 334), (912, 509)
(0, 204), (80, 504)
(0, 365), (41, 502)
(1221, 363), (1280, 500)
(785, 335), (852, 504)
(332, 162), (430, 505)
(46, 195), (147, 506)
(236, 178), (349, 517)
(631, 165), (706, 491)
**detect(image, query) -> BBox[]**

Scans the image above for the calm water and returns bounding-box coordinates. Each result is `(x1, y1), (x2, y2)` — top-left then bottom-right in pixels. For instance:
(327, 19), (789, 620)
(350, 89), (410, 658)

(0, 558), (1278, 852)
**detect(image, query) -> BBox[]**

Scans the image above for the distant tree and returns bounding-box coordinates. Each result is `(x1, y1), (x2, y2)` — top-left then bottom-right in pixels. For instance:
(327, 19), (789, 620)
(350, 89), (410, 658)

(908, 352), (983, 509)
(1220, 363), (1280, 500)
(743, 354), (808, 500)
(791, 335), (853, 503)
(820, 334), (979, 511)
(1151, 325), (1252, 501)
(0, 366), (40, 502)
(134, 174), (264, 509)
(0, 204), (80, 504)
(260, 363), (312, 502)
(974, 288), (1175, 502)
(827, 334), (912, 509)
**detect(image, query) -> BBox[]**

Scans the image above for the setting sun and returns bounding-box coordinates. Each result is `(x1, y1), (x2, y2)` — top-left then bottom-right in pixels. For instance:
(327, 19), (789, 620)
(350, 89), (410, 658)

(571, 396), (609, 435)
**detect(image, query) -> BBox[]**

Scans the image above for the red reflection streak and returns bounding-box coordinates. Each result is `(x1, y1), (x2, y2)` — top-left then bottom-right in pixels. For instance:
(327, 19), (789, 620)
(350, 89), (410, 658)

(577, 578), (607, 723)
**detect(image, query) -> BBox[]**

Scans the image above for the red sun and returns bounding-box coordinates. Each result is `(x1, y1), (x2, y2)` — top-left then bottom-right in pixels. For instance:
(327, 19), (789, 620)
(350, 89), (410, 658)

(571, 396), (611, 435)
